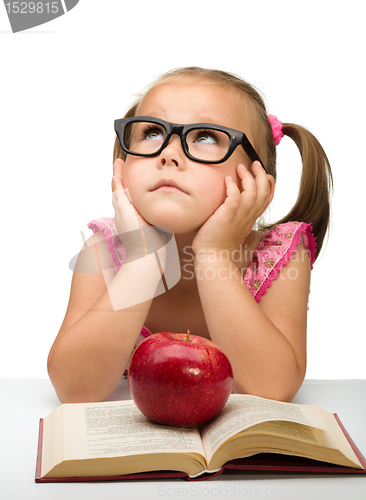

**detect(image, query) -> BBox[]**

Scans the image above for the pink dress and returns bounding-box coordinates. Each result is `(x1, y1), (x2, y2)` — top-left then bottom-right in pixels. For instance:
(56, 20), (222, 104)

(88, 218), (316, 376)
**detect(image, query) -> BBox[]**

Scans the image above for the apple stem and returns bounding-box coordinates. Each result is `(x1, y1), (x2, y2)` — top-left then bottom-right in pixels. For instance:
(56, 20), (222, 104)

(186, 329), (191, 342)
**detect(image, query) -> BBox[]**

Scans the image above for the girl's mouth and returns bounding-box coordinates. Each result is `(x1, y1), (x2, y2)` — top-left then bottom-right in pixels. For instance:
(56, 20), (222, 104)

(151, 178), (188, 194)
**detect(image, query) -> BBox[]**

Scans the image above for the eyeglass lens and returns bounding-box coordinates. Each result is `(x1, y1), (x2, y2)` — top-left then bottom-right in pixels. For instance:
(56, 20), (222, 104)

(123, 121), (231, 162)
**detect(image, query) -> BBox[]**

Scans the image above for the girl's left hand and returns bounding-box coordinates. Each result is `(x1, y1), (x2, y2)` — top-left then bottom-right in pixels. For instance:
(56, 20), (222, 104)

(192, 162), (274, 256)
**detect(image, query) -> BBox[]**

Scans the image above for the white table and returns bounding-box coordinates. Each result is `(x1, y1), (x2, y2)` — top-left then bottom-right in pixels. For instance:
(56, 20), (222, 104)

(1, 378), (365, 499)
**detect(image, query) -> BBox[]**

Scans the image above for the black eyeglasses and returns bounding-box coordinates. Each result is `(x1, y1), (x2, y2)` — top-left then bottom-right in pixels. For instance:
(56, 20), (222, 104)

(114, 116), (266, 172)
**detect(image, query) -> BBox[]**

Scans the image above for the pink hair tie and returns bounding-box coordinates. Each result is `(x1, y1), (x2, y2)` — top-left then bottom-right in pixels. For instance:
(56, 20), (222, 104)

(268, 114), (284, 146)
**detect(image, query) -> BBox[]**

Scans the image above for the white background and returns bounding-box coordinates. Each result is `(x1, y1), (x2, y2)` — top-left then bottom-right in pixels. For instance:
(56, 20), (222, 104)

(0, 1), (365, 379)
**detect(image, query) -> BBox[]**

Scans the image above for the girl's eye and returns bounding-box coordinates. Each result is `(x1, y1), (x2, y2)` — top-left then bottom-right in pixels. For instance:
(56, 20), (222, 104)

(144, 126), (164, 140)
(194, 131), (219, 145)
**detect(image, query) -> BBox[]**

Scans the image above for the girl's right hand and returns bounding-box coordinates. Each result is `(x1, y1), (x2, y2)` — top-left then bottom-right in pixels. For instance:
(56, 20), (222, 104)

(111, 158), (167, 264)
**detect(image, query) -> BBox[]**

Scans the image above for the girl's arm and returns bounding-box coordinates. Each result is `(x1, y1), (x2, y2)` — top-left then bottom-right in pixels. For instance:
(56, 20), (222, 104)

(49, 159), (168, 403)
(47, 230), (162, 404)
(195, 244), (309, 401)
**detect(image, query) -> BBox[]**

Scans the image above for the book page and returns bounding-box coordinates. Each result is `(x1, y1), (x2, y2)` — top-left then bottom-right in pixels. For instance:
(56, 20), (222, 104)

(201, 394), (331, 463)
(60, 400), (205, 461)
(239, 420), (319, 443)
(313, 408), (363, 467)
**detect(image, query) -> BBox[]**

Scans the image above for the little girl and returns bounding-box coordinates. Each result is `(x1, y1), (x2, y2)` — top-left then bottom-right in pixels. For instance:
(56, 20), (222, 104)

(47, 67), (333, 404)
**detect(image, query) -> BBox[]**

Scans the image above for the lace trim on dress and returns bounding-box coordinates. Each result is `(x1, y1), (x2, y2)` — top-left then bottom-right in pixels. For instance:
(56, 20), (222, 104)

(87, 217), (126, 272)
(243, 221), (317, 303)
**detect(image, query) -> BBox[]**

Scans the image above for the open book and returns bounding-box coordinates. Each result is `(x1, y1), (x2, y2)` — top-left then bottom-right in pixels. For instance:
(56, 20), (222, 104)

(35, 394), (366, 482)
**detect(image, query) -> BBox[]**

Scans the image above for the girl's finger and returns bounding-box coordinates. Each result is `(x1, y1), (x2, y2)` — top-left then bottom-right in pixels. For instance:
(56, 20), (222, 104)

(112, 159), (123, 192)
(223, 175), (241, 212)
(236, 164), (257, 208)
(112, 178), (131, 204)
(112, 170), (132, 208)
(113, 158), (124, 184)
(252, 162), (272, 209)
(112, 175), (123, 188)
(113, 158), (124, 177)
(111, 159), (126, 192)
(252, 160), (268, 185)
(252, 160), (266, 173)
(112, 175), (124, 193)
(237, 164), (256, 189)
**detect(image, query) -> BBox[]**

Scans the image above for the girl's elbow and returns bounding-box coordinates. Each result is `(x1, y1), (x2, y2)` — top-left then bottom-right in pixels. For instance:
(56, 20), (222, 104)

(48, 377), (109, 404)
(232, 370), (306, 403)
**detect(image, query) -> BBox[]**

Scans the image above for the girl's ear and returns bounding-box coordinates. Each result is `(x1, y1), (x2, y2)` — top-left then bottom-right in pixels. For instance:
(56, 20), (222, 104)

(266, 174), (275, 209)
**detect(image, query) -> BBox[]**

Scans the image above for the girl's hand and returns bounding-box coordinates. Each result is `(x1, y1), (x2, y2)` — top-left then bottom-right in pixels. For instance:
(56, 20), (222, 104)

(192, 162), (274, 256)
(112, 158), (167, 262)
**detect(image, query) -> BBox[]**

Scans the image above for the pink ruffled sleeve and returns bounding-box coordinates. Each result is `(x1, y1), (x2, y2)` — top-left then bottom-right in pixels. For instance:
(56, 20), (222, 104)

(244, 221), (317, 303)
(87, 217), (127, 272)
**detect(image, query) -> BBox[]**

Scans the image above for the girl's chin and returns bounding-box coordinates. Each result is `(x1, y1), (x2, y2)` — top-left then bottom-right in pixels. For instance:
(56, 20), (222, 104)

(141, 212), (202, 235)
(146, 220), (199, 235)
(138, 199), (214, 233)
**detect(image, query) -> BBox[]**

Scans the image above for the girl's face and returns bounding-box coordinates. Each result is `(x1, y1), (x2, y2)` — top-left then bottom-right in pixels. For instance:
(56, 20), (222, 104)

(122, 82), (254, 234)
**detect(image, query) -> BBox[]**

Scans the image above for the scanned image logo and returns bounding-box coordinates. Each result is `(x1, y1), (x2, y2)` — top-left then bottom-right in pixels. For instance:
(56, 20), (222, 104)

(3, 0), (79, 32)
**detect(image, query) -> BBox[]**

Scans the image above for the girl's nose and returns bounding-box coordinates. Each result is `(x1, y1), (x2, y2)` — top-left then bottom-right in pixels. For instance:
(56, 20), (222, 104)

(158, 135), (185, 167)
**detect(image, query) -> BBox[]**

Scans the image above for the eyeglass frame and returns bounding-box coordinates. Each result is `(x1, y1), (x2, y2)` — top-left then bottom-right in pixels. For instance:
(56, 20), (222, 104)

(114, 116), (267, 172)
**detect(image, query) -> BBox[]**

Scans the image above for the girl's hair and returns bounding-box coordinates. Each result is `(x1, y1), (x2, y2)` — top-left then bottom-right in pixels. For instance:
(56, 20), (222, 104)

(113, 67), (333, 261)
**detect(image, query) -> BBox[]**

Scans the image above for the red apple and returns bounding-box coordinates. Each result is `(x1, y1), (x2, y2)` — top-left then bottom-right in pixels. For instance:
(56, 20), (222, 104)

(128, 330), (233, 427)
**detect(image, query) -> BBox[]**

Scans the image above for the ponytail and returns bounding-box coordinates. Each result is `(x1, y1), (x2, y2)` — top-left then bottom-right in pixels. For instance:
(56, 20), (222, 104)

(265, 124), (333, 261)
